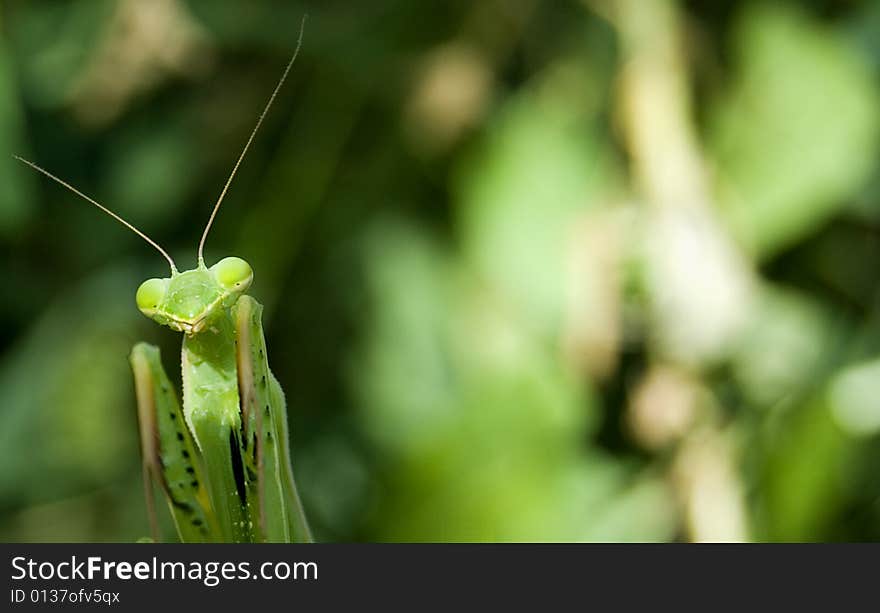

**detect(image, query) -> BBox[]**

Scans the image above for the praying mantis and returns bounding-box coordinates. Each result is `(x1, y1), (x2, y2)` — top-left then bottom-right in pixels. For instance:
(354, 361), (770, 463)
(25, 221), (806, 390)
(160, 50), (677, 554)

(15, 19), (312, 543)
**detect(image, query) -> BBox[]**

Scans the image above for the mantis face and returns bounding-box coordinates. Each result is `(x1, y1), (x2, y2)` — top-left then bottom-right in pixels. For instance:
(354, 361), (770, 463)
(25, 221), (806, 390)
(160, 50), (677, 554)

(136, 257), (253, 334)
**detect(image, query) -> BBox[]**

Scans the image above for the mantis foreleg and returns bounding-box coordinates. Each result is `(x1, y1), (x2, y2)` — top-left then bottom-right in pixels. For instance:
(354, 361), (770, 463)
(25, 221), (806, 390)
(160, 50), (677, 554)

(235, 295), (312, 543)
(130, 343), (219, 542)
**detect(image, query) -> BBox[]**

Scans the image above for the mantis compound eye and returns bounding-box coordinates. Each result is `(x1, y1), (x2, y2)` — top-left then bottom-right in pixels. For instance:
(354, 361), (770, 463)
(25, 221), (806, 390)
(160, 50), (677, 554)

(211, 256), (253, 292)
(136, 278), (169, 315)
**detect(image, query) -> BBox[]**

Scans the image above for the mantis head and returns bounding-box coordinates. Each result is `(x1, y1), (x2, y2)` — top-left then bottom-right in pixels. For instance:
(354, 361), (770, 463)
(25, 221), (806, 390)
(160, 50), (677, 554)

(136, 258), (253, 334)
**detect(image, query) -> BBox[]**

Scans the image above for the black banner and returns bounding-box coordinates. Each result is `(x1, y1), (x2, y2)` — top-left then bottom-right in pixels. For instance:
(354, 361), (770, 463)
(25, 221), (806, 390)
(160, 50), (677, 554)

(1, 544), (872, 609)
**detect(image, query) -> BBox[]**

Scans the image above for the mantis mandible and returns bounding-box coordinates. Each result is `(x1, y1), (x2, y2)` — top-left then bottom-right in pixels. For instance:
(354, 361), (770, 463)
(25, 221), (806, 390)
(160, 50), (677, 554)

(15, 18), (312, 543)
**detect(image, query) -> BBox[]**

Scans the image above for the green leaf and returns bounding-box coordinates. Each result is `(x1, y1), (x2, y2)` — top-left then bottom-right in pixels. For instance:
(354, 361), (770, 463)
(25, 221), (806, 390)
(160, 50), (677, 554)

(455, 88), (612, 335)
(709, 4), (880, 258)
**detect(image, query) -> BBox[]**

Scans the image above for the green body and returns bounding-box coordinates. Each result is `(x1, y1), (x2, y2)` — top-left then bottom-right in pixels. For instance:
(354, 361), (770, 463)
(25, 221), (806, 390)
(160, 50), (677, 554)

(130, 261), (311, 542)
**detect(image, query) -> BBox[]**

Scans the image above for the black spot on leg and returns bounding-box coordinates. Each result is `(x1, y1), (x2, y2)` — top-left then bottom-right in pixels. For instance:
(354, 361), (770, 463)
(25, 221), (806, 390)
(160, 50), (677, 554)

(190, 480), (199, 488)
(182, 450), (190, 459)
(185, 467), (195, 474)
(170, 499), (193, 513)
(192, 518), (203, 527)
(229, 432), (247, 504)
(176, 432), (184, 441)
(170, 413), (176, 420)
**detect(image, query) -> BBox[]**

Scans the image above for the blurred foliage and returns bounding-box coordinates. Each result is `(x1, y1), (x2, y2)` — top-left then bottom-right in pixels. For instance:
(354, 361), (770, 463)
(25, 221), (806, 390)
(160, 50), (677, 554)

(709, 3), (880, 258)
(1, 0), (879, 542)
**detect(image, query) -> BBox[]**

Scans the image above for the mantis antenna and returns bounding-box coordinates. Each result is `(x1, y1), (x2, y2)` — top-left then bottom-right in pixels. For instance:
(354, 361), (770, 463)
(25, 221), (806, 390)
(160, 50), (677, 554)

(13, 155), (179, 274)
(197, 14), (307, 266)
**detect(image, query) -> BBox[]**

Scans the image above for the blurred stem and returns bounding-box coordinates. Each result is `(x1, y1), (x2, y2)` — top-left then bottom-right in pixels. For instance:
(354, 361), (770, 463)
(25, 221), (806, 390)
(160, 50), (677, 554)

(627, 365), (751, 541)
(606, 0), (710, 210)
(603, 0), (753, 540)
(672, 425), (751, 542)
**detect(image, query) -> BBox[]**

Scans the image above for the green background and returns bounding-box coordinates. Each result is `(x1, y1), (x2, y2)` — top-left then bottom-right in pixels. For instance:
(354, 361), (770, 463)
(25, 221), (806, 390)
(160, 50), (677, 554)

(2, 0), (880, 542)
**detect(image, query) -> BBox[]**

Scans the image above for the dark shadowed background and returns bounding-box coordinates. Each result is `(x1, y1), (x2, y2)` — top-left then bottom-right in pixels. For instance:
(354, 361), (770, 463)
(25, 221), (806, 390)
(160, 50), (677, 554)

(2, 0), (880, 542)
